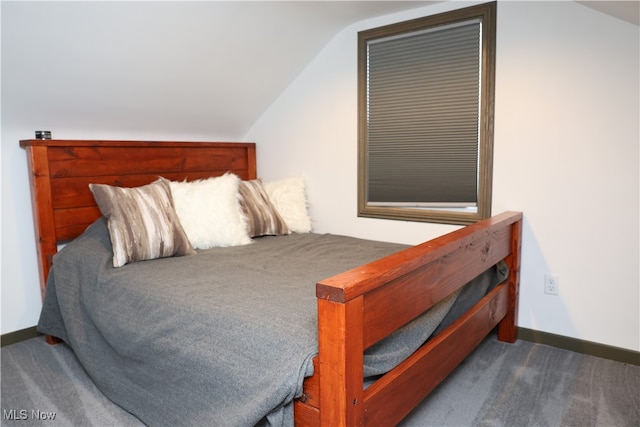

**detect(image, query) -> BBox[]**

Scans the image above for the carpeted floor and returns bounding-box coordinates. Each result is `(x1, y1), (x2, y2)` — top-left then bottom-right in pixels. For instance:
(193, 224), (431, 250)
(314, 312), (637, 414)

(401, 335), (639, 427)
(2, 334), (638, 426)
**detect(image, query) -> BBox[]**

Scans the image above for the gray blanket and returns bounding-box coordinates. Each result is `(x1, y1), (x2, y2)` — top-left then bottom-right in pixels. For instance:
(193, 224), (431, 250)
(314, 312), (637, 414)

(38, 218), (504, 426)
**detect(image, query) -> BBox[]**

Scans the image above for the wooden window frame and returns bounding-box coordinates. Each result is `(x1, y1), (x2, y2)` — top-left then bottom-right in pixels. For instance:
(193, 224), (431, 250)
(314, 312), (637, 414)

(357, 2), (497, 225)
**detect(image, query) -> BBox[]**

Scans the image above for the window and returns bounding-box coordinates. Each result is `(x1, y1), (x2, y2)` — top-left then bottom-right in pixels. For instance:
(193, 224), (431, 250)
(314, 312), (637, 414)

(358, 2), (496, 225)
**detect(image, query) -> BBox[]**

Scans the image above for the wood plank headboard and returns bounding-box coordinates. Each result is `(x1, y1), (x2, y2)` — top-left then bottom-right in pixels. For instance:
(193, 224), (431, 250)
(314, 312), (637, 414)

(20, 139), (257, 297)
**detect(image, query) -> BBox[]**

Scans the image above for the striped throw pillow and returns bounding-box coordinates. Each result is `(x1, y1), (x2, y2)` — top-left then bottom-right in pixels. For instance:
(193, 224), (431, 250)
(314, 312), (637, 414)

(239, 179), (290, 237)
(89, 178), (196, 267)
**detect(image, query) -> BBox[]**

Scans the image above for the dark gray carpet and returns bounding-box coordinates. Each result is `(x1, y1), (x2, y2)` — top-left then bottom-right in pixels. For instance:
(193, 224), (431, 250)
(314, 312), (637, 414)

(400, 335), (639, 427)
(2, 334), (638, 426)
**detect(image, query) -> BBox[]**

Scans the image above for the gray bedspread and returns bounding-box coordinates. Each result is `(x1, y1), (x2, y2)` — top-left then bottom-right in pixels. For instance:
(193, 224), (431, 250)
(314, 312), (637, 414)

(38, 218), (505, 426)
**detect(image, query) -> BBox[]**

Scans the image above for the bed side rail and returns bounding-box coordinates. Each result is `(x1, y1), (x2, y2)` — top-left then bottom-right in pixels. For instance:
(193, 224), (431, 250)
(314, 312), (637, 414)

(315, 211), (523, 426)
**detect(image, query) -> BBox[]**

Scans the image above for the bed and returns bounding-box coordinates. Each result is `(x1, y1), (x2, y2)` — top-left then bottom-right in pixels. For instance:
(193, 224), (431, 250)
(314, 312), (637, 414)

(21, 139), (522, 426)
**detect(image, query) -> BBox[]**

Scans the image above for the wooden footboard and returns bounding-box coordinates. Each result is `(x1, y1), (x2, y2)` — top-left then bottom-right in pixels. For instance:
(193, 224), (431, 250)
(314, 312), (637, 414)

(295, 211), (522, 426)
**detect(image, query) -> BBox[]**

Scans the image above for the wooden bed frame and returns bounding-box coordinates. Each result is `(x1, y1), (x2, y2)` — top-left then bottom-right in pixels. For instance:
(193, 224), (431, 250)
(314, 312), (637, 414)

(21, 139), (522, 426)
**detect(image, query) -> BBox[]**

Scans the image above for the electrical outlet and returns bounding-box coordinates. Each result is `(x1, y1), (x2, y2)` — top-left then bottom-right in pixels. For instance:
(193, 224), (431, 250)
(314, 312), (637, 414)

(544, 274), (559, 295)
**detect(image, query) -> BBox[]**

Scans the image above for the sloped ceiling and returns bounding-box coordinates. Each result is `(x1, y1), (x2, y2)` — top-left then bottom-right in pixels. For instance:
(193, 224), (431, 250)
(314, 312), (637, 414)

(3, 1), (434, 140)
(577, 1), (640, 26)
(3, 1), (636, 140)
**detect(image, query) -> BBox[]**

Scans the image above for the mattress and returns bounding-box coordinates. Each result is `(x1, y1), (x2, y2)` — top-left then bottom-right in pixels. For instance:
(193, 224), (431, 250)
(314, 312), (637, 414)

(38, 218), (506, 426)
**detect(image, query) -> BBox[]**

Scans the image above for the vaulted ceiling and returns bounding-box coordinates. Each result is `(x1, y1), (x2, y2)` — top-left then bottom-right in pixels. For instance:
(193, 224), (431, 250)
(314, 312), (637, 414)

(577, 1), (639, 26)
(3, 1), (637, 140)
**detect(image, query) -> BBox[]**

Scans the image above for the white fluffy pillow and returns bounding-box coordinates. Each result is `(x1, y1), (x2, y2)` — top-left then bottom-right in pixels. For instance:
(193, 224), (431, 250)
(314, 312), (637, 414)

(263, 175), (312, 233)
(169, 173), (251, 249)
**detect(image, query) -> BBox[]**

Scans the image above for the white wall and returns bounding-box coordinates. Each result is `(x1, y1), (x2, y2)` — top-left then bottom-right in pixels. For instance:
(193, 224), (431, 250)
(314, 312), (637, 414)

(247, 1), (640, 351)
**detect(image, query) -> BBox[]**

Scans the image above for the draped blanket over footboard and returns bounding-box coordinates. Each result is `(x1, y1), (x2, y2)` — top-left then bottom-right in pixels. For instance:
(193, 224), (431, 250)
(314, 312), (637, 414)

(38, 218), (505, 426)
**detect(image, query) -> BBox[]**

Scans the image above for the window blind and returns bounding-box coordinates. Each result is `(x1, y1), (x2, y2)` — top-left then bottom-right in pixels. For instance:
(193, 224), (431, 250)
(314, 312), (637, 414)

(366, 20), (481, 206)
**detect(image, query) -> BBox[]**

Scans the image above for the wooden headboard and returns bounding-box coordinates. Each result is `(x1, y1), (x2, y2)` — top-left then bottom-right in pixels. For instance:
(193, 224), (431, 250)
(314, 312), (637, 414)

(20, 139), (257, 297)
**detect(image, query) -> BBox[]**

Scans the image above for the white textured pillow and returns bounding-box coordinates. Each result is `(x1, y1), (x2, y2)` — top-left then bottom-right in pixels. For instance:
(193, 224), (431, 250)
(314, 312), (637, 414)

(169, 173), (252, 249)
(263, 175), (312, 233)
